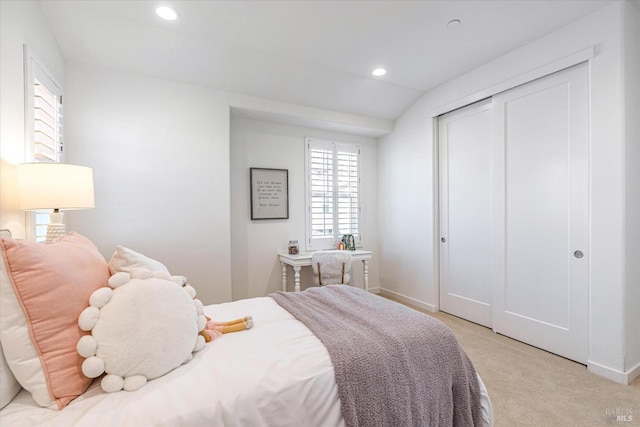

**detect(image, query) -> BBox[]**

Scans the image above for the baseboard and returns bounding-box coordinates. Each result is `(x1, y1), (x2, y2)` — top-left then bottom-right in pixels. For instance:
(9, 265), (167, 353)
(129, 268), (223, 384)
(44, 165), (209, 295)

(625, 361), (640, 384)
(588, 360), (640, 385)
(378, 288), (438, 313)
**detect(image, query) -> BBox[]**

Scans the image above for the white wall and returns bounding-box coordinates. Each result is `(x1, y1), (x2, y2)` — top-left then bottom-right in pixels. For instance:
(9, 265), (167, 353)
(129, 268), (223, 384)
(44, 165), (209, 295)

(63, 63), (232, 304)
(379, 2), (636, 382)
(0, 0), (64, 236)
(230, 117), (379, 300)
(61, 62), (388, 305)
(623, 0), (640, 377)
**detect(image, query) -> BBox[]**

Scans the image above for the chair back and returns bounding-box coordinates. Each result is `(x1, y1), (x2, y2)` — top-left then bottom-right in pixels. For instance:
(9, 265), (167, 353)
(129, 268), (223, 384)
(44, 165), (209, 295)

(311, 251), (352, 286)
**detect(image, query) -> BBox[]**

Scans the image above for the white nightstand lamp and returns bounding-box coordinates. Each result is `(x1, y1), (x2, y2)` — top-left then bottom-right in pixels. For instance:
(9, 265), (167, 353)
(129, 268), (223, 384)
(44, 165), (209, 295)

(17, 163), (95, 242)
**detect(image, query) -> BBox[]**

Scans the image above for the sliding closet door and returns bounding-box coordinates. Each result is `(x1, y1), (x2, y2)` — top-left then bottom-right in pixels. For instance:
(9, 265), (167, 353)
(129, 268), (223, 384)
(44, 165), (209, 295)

(439, 100), (492, 327)
(491, 63), (589, 363)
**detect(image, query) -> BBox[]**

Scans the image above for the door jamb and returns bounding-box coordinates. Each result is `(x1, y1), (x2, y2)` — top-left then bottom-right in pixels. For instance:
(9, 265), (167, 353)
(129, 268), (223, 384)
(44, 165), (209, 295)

(432, 116), (441, 313)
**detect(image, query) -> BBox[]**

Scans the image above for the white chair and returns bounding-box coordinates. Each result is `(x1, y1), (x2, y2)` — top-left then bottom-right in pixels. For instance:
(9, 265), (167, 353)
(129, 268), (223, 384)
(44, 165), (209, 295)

(311, 250), (352, 286)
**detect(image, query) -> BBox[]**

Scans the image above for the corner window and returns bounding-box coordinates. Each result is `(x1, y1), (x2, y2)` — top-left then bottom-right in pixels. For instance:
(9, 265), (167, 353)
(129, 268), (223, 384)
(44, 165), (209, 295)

(305, 137), (360, 251)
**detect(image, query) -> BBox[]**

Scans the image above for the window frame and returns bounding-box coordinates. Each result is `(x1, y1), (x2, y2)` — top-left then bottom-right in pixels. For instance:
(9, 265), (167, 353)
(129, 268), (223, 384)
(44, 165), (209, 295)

(304, 137), (361, 251)
(23, 45), (64, 242)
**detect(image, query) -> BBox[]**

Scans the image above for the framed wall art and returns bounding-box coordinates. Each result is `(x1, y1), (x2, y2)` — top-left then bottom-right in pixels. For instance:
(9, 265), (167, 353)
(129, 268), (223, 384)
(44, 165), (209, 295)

(250, 168), (289, 220)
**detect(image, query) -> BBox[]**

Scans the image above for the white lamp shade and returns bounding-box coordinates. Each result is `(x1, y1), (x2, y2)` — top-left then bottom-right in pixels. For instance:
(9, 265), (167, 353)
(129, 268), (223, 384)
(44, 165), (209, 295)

(17, 163), (95, 211)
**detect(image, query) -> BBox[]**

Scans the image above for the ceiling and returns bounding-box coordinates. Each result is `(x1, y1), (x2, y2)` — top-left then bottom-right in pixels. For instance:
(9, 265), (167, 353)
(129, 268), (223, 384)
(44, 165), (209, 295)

(39, 0), (615, 121)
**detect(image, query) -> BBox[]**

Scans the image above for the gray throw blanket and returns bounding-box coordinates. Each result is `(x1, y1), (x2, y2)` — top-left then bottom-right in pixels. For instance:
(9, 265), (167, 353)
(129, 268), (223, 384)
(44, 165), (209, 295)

(269, 285), (482, 427)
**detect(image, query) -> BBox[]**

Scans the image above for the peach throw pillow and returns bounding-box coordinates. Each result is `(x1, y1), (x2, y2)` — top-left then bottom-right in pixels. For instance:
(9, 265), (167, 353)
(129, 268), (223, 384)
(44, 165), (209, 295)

(0, 233), (109, 409)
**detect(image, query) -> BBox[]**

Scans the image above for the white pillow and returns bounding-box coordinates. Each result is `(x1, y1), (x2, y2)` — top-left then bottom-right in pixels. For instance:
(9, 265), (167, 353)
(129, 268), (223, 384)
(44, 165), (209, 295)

(0, 229), (20, 409)
(108, 246), (170, 275)
(0, 244), (49, 408)
(77, 269), (206, 393)
(0, 341), (21, 409)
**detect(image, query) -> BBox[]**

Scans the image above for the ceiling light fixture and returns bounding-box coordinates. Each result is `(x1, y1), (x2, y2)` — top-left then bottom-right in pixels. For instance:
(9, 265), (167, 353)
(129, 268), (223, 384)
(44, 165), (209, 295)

(372, 68), (387, 77)
(155, 5), (179, 21)
(447, 19), (461, 28)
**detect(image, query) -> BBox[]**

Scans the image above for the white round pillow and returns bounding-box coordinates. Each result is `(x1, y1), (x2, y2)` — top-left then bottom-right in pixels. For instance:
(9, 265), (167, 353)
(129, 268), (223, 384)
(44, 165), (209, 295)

(77, 269), (206, 392)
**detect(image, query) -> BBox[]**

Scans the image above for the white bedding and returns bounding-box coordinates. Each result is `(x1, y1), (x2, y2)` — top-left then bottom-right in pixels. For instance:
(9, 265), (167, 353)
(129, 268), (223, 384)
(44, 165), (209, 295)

(0, 297), (493, 426)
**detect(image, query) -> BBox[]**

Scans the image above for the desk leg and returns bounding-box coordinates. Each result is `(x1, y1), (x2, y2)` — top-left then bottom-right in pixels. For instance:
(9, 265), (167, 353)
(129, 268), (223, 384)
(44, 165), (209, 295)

(363, 260), (369, 292)
(294, 266), (302, 292)
(281, 262), (287, 292)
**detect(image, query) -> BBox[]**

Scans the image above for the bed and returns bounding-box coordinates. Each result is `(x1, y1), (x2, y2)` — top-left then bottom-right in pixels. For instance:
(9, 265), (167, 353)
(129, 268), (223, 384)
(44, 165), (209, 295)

(0, 233), (493, 426)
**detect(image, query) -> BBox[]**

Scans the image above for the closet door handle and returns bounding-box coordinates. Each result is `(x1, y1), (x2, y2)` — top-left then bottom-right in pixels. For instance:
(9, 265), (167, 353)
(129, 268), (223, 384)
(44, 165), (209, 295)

(441, 237), (446, 243)
(574, 250), (584, 259)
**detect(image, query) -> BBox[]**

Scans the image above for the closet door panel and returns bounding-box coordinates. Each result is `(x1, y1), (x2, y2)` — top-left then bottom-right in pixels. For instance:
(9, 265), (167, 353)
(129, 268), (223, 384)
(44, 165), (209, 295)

(492, 63), (589, 363)
(439, 100), (492, 327)
(505, 83), (571, 326)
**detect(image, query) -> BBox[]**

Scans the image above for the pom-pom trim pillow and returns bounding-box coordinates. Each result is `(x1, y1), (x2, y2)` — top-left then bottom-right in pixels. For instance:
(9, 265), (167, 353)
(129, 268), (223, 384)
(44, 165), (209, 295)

(76, 269), (206, 393)
(0, 233), (110, 409)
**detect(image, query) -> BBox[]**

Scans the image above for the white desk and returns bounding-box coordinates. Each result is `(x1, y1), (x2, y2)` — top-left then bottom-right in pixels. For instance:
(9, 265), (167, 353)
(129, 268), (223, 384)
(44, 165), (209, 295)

(278, 250), (373, 292)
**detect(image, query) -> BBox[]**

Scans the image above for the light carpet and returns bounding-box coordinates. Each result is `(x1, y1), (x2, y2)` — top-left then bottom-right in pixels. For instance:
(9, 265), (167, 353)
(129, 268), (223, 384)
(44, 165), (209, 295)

(387, 298), (640, 427)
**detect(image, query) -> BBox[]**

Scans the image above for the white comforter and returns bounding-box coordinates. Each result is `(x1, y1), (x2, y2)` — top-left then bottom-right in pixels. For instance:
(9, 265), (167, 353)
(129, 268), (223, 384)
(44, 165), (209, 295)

(0, 297), (493, 426)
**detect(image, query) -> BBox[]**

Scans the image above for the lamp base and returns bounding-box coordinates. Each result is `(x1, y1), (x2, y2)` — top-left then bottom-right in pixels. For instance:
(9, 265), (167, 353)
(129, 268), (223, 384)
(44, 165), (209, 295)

(45, 211), (66, 242)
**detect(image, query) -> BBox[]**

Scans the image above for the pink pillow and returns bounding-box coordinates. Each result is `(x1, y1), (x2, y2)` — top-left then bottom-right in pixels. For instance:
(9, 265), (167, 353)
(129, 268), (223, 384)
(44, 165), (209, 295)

(0, 233), (109, 409)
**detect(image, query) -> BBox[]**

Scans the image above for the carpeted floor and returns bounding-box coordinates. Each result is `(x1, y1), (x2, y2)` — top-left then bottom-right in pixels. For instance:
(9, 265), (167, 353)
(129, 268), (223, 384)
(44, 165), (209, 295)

(389, 298), (640, 427)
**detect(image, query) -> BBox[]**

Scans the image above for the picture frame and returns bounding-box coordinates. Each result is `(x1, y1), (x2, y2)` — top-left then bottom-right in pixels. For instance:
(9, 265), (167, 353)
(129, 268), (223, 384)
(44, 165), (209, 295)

(250, 168), (289, 220)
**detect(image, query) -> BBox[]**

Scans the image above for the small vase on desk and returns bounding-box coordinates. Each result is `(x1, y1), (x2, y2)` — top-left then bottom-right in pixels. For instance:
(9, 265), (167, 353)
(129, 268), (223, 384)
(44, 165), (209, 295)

(341, 234), (356, 251)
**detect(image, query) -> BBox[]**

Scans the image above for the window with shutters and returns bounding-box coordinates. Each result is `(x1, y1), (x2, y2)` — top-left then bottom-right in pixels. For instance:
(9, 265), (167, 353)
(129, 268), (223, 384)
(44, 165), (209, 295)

(25, 49), (64, 242)
(305, 137), (360, 251)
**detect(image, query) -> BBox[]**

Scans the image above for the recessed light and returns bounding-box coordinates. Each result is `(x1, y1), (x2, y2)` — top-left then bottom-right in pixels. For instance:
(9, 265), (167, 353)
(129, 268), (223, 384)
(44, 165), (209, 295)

(155, 5), (179, 21)
(447, 19), (461, 28)
(372, 68), (387, 77)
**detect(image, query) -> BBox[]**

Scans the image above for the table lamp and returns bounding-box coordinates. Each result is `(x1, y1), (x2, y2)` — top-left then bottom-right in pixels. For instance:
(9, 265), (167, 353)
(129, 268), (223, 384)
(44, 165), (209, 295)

(17, 163), (95, 242)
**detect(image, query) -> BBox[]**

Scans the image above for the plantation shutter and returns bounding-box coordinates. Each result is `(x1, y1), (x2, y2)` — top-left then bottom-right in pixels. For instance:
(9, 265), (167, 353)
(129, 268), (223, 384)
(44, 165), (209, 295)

(336, 144), (359, 238)
(308, 139), (335, 248)
(306, 138), (360, 250)
(26, 53), (64, 242)
(33, 78), (62, 162)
